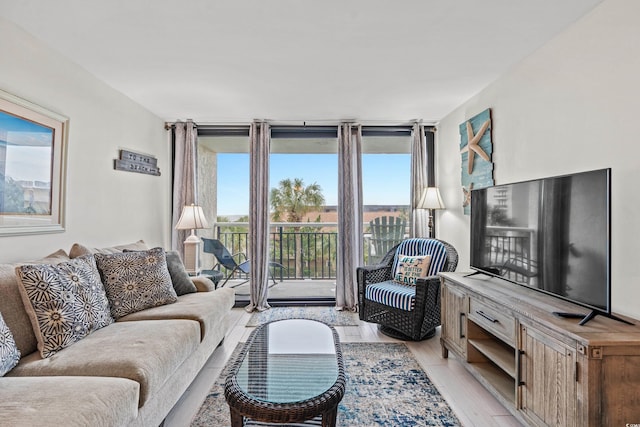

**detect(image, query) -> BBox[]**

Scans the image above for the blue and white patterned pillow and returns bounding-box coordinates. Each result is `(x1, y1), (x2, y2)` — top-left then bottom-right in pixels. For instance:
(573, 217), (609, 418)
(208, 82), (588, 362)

(0, 312), (21, 376)
(94, 247), (177, 319)
(15, 255), (113, 358)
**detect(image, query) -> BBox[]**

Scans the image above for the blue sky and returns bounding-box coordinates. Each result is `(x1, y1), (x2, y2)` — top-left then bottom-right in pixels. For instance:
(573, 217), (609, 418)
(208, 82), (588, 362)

(1, 111), (53, 182)
(217, 153), (410, 216)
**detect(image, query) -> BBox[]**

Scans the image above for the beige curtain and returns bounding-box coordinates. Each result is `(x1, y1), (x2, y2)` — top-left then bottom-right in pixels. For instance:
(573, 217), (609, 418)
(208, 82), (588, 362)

(246, 121), (271, 312)
(411, 122), (429, 238)
(335, 123), (363, 311)
(171, 120), (198, 255)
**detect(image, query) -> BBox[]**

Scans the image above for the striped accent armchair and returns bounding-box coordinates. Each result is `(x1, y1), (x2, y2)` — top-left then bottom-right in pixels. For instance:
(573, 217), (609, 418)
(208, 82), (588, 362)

(357, 238), (458, 340)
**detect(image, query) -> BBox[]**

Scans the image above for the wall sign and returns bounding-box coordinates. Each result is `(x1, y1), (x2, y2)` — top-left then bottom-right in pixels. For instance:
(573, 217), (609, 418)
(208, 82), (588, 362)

(114, 149), (161, 176)
(459, 108), (493, 215)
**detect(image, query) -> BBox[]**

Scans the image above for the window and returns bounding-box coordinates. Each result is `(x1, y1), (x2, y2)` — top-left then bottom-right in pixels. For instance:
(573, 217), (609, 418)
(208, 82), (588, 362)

(361, 129), (412, 263)
(197, 130), (250, 269)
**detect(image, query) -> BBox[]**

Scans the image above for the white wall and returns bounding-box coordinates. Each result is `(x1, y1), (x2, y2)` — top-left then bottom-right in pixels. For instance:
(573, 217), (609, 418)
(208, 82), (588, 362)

(436, 0), (640, 318)
(0, 18), (170, 263)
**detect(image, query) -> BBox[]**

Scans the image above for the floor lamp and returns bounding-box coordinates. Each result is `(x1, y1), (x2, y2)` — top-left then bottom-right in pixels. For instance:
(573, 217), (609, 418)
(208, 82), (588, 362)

(175, 204), (210, 275)
(418, 187), (445, 238)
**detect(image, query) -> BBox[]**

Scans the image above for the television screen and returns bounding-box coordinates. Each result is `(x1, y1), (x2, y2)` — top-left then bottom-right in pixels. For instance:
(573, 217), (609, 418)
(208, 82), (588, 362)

(470, 168), (611, 314)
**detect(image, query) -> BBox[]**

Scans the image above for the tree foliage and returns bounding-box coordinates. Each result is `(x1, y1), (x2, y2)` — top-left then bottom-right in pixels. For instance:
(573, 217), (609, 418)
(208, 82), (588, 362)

(0, 176), (26, 214)
(270, 178), (325, 223)
(270, 178), (327, 278)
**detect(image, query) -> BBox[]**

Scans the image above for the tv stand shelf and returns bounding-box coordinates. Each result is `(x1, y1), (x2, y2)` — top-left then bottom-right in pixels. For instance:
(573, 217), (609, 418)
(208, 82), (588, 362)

(440, 272), (640, 427)
(468, 338), (515, 378)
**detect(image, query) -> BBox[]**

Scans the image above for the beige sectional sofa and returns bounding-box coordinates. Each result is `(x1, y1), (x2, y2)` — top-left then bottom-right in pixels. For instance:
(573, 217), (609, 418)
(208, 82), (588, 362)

(0, 242), (235, 427)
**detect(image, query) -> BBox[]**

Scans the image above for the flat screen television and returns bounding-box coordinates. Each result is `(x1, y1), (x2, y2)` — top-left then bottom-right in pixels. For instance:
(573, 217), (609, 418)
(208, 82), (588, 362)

(469, 168), (628, 325)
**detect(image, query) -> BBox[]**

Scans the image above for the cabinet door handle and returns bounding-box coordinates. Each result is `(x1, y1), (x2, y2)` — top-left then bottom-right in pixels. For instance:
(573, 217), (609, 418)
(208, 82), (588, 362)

(517, 350), (526, 386)
(476, 310), (499, 323)
(459, 312), (466, 338)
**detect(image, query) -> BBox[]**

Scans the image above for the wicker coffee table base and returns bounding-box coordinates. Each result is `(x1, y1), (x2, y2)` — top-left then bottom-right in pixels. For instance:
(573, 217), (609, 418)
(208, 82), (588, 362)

(230, 407), (337, 427)
(225, 319), (346, 427)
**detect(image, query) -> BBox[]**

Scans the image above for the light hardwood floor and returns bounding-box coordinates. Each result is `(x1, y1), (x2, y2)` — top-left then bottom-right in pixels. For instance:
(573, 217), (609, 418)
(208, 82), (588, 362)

(162, 307), (523, 427)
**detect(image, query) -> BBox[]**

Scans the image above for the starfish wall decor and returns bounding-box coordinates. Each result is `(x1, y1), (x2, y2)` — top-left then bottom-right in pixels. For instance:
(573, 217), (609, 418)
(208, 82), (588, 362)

(460, 119), (491, 174)
(459, 108), (494, 215)
(462, 183), (474, 208)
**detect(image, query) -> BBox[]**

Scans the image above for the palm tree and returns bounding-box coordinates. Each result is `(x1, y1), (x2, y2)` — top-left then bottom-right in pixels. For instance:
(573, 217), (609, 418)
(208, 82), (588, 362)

(270, 178), (325, 223)
(270, 178), (325, 278)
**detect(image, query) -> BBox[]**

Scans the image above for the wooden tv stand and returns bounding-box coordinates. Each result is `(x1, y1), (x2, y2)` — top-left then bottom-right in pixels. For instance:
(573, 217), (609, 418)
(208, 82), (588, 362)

(439, 272), (640, 427)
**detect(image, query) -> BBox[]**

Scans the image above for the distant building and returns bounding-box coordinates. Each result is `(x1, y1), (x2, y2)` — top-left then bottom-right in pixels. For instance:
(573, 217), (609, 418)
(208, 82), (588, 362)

(300, 205), (410, 227)
(16, 180), (51, 214)
(218, 205), (411, 228)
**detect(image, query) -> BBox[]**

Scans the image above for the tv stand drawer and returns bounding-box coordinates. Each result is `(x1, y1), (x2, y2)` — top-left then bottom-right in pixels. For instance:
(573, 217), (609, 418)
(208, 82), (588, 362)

(468, 298), (515, 345)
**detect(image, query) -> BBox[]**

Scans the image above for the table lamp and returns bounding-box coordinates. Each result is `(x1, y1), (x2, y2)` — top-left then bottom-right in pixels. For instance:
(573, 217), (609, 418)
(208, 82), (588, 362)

(418, 187), (445, 238)
(175, 204), (209, 274)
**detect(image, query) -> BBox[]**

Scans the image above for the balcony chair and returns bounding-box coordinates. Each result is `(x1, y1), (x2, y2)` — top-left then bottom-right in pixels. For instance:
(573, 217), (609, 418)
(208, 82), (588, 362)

(357, 238), (458, 340)
(368, 216), (407, 264)
(201, 238), (285, 289)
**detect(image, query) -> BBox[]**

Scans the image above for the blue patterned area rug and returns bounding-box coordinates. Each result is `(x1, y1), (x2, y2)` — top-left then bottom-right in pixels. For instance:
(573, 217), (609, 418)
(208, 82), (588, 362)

(246, 306), (360, 327)
(191, 342), (461, 426)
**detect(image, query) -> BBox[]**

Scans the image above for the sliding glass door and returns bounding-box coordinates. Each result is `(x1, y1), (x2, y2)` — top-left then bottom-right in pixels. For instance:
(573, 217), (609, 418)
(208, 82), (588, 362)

(361, 129), (412, 263)
(196, 125), (418, 306)
(268, 127), (338, 304)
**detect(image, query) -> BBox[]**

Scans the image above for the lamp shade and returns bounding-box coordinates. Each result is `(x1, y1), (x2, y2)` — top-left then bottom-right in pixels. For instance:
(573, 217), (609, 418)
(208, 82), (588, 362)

(418, 187), (445, 210)
(175, 204), (209, 230)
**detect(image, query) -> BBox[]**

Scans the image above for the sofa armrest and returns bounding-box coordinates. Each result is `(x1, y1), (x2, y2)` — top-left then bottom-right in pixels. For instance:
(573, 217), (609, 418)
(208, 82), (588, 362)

(192, 276), (216, 292)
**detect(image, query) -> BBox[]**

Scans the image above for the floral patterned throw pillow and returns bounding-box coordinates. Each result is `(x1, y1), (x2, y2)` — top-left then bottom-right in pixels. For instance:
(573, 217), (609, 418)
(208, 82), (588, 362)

(94, 247), (177, 319)
(0, 312), (21, 375)
(15, 255), (114, 358)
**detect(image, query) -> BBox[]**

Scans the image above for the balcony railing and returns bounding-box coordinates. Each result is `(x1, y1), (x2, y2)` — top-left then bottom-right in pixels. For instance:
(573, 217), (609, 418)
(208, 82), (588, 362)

(213, 222), (407, 281)
(485, 226), (535, 284)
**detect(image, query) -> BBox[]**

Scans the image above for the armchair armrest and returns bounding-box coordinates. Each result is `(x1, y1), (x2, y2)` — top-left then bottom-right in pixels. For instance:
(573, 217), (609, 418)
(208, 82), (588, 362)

(357, 264), (393, 285)
(357, 264), (393, 321)
(357, 263), (392, 298)
(412, 275), (443, 323)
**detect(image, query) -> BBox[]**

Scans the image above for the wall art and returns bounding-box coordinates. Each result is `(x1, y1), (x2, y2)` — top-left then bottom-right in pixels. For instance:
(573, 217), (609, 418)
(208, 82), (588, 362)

(459, 108), (493, 215)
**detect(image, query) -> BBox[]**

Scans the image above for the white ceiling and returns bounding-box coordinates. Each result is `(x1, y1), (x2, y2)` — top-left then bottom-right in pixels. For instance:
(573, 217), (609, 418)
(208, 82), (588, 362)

(1, 0), (602, 124)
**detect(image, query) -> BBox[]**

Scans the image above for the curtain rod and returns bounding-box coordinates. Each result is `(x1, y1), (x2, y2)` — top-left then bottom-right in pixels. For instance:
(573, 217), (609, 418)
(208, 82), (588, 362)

(165, 119), (438, 129)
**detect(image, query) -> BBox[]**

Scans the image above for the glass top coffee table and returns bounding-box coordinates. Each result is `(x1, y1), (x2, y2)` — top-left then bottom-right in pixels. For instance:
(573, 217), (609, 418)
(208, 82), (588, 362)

(224, 319), (346, 426)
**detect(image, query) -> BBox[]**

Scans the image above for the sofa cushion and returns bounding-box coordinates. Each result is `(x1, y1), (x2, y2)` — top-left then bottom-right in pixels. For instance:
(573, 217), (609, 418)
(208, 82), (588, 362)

(69, 239), (149, 258)
(365, 280), (416, 311)
(165, 250), (197, 295)
(95, 247), (178, 319)
(394, 254), (431, 286)
(0, 376), (139, 427)
(0, 250), (71, 357)
(0, 312), (21, 376)
(7, 319), (200, 408)
(15, 255), (114, 358)
(118, 287), (235, 341)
